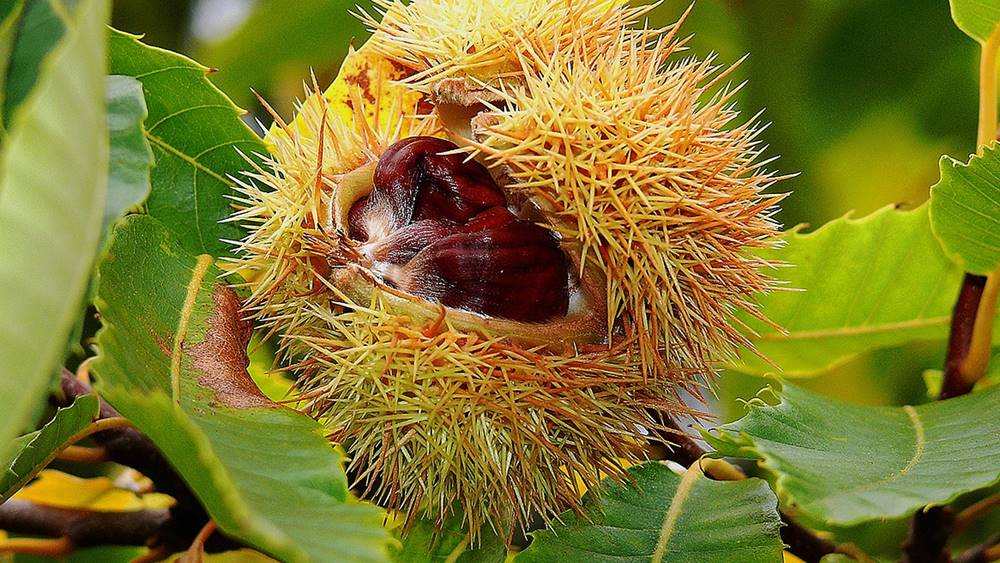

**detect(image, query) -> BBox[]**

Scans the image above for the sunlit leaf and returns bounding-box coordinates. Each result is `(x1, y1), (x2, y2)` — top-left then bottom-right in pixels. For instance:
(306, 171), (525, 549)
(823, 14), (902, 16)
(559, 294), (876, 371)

(93, 215), (394, 563)
(0, 0), (108, 466)
(704, 384), (1000, 526)
(929, 146), (1000, 275)
(108, 29), (266, 257)
(730, 204), (1000, 376)
(12, 469), (173, 511)
(517, 462), (783, 563)
(950, 0), (1000, 43)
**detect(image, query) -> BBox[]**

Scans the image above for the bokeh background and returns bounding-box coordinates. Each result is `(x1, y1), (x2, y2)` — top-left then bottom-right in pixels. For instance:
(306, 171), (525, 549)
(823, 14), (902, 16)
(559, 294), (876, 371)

(110, 0), (981, 409)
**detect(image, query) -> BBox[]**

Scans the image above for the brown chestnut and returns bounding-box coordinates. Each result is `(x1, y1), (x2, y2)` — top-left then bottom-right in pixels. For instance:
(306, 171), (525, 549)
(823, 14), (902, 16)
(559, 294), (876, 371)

(348, 137), (569, 323)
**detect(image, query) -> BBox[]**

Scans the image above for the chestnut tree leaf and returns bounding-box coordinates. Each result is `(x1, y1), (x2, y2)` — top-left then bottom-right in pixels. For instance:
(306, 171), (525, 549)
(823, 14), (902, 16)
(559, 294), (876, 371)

(107, 29), (266, 257)
(103, 74), (152, 239)
(929, 146), (1000, 275)
(64, 74), (153, 357)
(1, 394), (100, 502)
(729, 204), (1000, 376)
(0, 0), (108, 466)
(516, 462), (783, 563)
(92, 215), (394, 563)
(950, 0), (1000, 43)
(0, 0), (27, 134)
(704, 384), (1000, 527)
(0, 0), (64, 131)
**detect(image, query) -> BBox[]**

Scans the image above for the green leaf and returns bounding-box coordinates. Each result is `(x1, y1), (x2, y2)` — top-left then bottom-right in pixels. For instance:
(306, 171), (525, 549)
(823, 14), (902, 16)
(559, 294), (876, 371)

(63, 74), (153, 359)
(730, 204), (1000, 376)
(394, 512), (506, 563)
(916, 364), (1000, 400)
(104, 74), (152, 239)
(704, 384), (1000, 527)
(0, 0), (26, 135)
(1, 0), (64, 129)
(92, 215), (394, 563)
(1, 394), (99, 501)
(0, 0), (108, 465)
(950, 0), (1000, 43)
(108, 29), (266, 257)
(929, 147), (1000, 275)
(516, 462), (783, 563)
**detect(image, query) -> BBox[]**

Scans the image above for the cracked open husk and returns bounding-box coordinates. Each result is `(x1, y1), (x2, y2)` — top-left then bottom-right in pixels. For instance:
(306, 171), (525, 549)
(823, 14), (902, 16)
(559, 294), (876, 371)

(227, 0), (785, 540)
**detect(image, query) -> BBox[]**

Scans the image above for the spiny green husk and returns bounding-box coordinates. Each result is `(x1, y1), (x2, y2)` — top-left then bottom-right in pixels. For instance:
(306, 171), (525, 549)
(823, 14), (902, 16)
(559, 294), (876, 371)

(228, 0), (783, 541)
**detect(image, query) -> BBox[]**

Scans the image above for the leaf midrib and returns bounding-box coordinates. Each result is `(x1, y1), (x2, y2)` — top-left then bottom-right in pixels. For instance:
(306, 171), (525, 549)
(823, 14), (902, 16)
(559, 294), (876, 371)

(170, 254), (213, 402)
(651, 467), (701, 563)
(755, 315), (950, 341)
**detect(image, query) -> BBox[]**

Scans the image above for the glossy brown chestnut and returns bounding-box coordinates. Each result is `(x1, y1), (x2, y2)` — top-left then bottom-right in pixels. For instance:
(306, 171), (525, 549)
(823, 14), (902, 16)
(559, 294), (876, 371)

(348, 136), (506, 241)
(348, 137), (569, 323)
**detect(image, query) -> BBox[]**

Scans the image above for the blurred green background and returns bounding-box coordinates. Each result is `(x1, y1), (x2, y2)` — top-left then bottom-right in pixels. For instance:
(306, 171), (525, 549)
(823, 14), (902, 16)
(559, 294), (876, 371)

(109, 0), (981, 411)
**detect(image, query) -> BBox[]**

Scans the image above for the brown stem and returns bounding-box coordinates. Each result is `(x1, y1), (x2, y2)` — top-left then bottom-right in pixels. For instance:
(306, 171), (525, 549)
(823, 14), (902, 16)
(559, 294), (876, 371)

(954, 533), (1000, 563)
(955, 494), (1000, 534)
(779, 517), (838, 563)
(655, 415), (839, 563)
(177, 520), (218, 563)
(56, 445), (110, 464)
(646, 410), (706, 468)
(902, 272), (991, 563)
(0, 499), (168, 548)
(0, 537), (73, 558)
(903, 506), (956, 563)
(939, 274), (987, 400)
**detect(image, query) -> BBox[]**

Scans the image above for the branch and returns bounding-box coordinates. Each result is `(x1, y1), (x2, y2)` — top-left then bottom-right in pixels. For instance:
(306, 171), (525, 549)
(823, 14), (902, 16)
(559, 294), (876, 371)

(902, 270), (994, 561)
(902, 506), (956, 563)
(955, 494), (1000, 534)
(962, 267), (1000, 385)
(955, 532), (1000, 563)
(0, 499), (167, 549)
(43, 370), (240, 556)
(939, 274), (988, 399)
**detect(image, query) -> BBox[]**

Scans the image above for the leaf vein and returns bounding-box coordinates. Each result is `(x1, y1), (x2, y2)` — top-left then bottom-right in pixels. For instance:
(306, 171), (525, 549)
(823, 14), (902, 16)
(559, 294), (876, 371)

(145, 132), (230, 185)
(132, 65), (204, 80)
(651, 467), (700, 563)
(170, 254), (214, 403)
(756, 315), (950, 341)
(146, 104), (235, 133)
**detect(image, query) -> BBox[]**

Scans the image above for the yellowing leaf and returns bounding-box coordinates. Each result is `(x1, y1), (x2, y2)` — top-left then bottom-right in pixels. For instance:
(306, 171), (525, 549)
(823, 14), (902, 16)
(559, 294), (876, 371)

(275, 43), (425, 145)
(12, 469), (173, 511)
